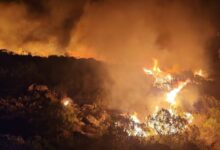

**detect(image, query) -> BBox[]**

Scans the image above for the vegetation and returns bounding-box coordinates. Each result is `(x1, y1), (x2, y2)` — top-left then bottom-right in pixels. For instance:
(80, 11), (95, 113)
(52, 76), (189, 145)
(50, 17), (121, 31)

(0, 50), (219, 150)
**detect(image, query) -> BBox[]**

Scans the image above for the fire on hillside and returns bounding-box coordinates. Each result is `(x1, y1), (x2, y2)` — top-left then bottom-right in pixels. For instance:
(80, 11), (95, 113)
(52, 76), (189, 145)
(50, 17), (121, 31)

(113, 59), (207, 138)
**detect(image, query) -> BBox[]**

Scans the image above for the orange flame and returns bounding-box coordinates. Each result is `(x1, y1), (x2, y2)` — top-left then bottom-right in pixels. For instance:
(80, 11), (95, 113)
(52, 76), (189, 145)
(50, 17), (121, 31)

(122, 59), (194, 137)
(143, 59), (173, 90)
(166, 79), (190, 105)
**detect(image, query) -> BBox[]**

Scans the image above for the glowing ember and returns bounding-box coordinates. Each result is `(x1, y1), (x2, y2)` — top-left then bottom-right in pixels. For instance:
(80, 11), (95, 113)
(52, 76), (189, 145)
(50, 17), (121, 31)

(118, 113), (149, 137)
(117, 108), (193, 137)
(126, 122), (148, 137)
(184, 112), (194, 124)
(61, 97), (72, 106)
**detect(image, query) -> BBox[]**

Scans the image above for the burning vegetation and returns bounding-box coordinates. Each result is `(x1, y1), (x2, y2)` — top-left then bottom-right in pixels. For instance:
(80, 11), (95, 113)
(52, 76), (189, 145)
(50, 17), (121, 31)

(114, 60), (194, 138)
(0, 51), (219, 150)
(0, 0), (220, 150)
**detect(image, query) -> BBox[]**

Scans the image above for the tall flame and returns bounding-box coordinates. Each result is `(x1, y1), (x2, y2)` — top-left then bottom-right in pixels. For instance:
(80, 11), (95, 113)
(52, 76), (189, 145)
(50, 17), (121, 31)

(166, 79), (190, 105)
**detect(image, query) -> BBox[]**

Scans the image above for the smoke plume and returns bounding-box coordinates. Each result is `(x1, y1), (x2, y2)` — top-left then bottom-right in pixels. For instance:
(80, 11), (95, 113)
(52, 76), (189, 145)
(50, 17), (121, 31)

(0, 0), (92, 55)
(70, 0), (218, 115)
(1, 0), (220, 115)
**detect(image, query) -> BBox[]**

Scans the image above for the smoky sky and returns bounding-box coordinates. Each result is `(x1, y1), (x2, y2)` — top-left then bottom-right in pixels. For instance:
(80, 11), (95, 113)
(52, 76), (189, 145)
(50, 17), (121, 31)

(0, 0), (219, 57)
(1, 0), (220, 116)
(0, 0), (98, 53)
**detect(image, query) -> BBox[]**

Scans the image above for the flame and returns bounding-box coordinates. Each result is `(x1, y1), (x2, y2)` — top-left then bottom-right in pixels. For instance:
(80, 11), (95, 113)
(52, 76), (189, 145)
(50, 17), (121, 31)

(117, 59), (195, 138)
(130, 112), (141, 124)
(194, 69), (208, 78)
(184, 112), (194, 124)
(166, 79), (190, 105)
(143, 59), (162, 75)
(143, 59), (173, 90)
(119, 112), (149, 137)
(152, 59), (161, 73)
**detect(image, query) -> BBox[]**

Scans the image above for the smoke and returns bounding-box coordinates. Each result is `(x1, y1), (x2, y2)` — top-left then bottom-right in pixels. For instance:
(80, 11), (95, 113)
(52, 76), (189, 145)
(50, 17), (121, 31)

(73, 0), (215, 70)
(69, 0), (217, 115)
(0, 0), (93, 55)
(0, 0), (220, 114)
(0, 0), (219, 64)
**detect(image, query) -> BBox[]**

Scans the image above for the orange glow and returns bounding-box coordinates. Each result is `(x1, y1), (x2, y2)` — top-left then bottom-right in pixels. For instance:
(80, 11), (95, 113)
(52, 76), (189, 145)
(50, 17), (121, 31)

(143, 59), (173, 90)
(119, 59), (194, 137)
(166, 79), (190, 105)
(61, 97), (72, 107)
(130, 112), (141, 124)
(194, 69), (208, 78)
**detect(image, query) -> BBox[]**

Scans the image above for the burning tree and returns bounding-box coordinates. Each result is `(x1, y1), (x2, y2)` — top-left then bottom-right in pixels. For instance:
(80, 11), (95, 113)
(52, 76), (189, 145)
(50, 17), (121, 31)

(148, 109), (188, 135)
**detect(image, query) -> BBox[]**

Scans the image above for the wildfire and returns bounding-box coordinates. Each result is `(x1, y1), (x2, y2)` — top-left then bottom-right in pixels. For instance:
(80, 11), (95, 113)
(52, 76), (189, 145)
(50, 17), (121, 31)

(116, 59), (195, 138)
(118, 112), (149, 137)
(148, 108), (188, 135)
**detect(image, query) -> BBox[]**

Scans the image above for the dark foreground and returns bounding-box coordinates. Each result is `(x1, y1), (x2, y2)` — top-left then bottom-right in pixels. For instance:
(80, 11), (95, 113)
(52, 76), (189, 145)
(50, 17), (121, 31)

(0, 50), (219, 150)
